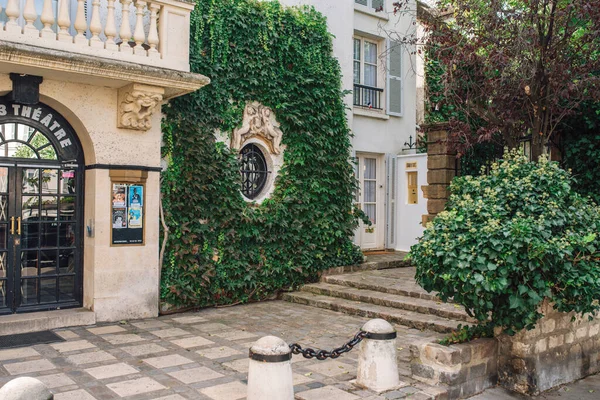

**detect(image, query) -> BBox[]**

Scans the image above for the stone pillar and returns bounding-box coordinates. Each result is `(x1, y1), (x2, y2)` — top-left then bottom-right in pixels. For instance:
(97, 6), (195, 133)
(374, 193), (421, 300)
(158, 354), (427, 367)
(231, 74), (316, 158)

(356, 319), (400, 393)
(0, 377), (53, 400)
(247, 336), (294, 400)
(421, 124), (456, 225)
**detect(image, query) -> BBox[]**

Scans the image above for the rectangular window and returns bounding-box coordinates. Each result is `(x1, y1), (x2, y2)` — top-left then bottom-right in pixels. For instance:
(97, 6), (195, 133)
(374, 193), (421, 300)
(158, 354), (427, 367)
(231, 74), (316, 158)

(355, 0), (384, 11)
(354, 37), (383, 109)
(353, 39), (361, 85)
(364, 41), (378, 87)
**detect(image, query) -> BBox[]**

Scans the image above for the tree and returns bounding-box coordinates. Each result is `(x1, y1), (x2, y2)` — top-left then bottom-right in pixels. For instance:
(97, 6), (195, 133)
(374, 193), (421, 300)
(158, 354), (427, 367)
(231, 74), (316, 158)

(408, 0), (600, 160)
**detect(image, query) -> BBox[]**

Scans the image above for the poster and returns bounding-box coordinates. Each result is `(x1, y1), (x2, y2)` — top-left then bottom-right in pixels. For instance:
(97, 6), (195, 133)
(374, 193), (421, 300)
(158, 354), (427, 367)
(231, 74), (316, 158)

(112, 184), (127, 208)
(112, 183), (144, 245)
(128, 185), (143, 207)
(112, 208), (127, 229)
(128, 206), (143, 228)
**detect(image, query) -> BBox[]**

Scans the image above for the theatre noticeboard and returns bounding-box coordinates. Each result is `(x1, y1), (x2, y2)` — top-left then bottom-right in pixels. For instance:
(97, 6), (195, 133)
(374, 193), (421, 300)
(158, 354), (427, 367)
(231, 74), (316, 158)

(111, 183), (144, 245)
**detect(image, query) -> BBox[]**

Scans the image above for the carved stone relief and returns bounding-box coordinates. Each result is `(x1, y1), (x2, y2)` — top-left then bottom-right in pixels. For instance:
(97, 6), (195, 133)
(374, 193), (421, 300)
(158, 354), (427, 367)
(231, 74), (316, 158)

(231, 102), (283, 154)
(118, 83), (165, 131)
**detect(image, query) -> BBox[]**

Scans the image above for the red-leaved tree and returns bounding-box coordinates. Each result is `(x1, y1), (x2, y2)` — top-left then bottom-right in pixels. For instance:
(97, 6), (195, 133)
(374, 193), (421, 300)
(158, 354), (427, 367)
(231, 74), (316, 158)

(404, 0), (600, 159)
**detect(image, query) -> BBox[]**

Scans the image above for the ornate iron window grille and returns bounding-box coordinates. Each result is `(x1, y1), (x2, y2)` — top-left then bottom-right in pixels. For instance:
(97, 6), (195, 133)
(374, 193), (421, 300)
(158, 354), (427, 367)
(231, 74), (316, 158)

(240, 144), (269, 199)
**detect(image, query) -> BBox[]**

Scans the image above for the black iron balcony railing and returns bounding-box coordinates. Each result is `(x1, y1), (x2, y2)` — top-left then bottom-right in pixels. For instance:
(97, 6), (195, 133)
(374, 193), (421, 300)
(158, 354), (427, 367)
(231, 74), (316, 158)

(353, 84), (384, 110)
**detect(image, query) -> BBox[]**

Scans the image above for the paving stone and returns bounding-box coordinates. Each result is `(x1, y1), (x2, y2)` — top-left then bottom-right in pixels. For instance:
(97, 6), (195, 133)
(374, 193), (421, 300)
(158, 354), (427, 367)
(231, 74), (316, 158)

(103, 334), (146, 345)
(170, 336), (214, 349)
(54, 330), (79, 340)
(51, 340), (96, 352)
(151, 328), (190, 338)
(121, 343), (169, 356)
(293, 373), (314, 385)
(143, 354), (195, 368)
(212, 330), (257, 341)
(295, 385), (360, 400)
(66, 350), (116, 365)
(0, 347), (39, 361)
(85, 362), (139, 379)
(197, 346), (242, 359)
(35, 373), (76, 389)
(198, 380), (247, 400)
(192, 323), (230, 332)
(107, 376), (167, 397)
(305, 360), (354, 377)
(172, 315), (207, 324)
(168, 366), (224, 384)
(87, 325), (127, 335)
(222, 358), (249, 373)
(131, 320), (169, 329)
(54, 389), (97, 400)
(4, 359), (56, 375)
(152, 395), (188, 400)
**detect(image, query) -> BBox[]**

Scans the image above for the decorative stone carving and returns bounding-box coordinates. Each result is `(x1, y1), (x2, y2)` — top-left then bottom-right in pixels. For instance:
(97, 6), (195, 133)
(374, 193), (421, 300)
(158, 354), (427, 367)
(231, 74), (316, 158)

(232, 102), (283, 154)
(118, 83), (164, 131)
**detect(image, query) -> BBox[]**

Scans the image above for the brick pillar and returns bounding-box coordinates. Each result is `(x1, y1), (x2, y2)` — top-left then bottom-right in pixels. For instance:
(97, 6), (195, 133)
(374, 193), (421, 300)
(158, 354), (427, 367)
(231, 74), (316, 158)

(421, 124), (456, 225)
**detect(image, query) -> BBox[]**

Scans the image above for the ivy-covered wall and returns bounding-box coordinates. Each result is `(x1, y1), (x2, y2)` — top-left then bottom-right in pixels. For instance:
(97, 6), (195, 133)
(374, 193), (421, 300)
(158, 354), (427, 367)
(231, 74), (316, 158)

(160, 0), (363, 307)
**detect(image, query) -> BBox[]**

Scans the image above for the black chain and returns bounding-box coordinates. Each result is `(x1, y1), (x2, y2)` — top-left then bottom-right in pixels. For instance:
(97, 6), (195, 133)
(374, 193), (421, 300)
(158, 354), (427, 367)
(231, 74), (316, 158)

(289, 331), (368, 360)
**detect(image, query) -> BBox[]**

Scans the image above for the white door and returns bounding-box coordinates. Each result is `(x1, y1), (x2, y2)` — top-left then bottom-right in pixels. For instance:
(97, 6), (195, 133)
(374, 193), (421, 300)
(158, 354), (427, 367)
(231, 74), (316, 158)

(356, 154), (384, 250)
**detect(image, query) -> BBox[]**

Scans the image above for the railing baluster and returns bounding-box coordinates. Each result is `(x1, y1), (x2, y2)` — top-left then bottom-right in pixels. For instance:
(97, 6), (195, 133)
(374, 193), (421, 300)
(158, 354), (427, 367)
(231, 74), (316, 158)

(147, 2), (160, 58)
(132, 0), (147, 56)
(105, 0), (118, 51)
(40, 0), (56, 39)
(119, 0), (133, 54)
(74, 0), (87, 44)
(353, 84), (384, 110)
(5, 0), (21, 34)
(89, 0), (104, 47)
(23, 0), (39, 36)
(57, 0), (72, 42)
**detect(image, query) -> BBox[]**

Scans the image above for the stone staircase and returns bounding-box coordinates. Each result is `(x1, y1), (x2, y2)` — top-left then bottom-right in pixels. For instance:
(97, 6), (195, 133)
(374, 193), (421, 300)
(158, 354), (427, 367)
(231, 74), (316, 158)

(283, 266), (474, 334)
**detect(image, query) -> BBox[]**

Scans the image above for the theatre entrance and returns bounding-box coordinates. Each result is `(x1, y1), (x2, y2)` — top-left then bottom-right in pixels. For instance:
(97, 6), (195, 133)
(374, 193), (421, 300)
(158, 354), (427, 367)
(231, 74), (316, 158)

(0, 100), (84, 315)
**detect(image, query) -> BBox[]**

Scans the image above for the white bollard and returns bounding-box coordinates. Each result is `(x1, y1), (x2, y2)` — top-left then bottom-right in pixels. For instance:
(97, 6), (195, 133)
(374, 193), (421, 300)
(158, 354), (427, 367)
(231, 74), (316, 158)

(247, 335), (294, 400)
(356, 318), (400, 393)
(0, 377), (53, 400)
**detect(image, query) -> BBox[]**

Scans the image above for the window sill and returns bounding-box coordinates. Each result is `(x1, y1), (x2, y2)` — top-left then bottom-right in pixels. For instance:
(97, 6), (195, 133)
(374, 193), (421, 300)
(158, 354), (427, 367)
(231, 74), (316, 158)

(354, 4), (389, 21)
(353, 107), (390, 120)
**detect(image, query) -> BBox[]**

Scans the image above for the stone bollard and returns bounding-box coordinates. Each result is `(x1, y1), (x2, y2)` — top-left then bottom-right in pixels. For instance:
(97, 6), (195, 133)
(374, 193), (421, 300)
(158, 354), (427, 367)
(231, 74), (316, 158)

(356, 318), (400, 393)
(0, 377), (53, 400)
(247, 335), (294, 400)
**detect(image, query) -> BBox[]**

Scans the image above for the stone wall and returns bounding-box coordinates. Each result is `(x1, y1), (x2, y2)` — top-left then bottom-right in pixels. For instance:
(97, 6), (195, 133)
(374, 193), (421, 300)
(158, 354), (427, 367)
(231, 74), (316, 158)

(421, 124), (455, 225)
(497, 301), (600, 395)
(410, 339), (498, 399)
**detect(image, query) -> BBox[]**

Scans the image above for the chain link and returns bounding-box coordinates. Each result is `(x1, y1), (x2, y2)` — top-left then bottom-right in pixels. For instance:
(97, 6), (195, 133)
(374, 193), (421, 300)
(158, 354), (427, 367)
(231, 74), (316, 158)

(289, 331), (368, 360)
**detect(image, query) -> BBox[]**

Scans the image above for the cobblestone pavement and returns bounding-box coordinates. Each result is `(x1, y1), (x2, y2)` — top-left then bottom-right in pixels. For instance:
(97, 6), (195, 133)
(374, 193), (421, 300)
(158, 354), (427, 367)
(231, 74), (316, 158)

(0, 301), (444, 400)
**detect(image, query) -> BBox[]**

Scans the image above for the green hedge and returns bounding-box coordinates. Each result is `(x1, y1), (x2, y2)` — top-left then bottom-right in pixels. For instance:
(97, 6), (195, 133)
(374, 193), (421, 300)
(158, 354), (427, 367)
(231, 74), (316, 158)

(159, 0), (363, 307)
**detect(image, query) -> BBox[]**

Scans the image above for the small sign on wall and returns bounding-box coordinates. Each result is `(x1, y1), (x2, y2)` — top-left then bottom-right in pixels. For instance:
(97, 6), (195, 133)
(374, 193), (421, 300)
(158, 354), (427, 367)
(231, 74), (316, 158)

(111, 183), (144, 245)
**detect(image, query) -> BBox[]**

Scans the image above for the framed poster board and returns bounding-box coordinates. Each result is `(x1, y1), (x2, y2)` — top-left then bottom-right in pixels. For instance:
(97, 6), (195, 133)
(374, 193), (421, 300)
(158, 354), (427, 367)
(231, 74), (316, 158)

(111, 182), (145, 245)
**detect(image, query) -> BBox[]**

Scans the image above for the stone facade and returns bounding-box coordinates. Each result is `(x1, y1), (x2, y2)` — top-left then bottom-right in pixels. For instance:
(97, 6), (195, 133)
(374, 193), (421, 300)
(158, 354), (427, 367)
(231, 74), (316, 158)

(410, 339), (498, 399)
(497, 301), (600, 395)
(421, 124), (455, 225)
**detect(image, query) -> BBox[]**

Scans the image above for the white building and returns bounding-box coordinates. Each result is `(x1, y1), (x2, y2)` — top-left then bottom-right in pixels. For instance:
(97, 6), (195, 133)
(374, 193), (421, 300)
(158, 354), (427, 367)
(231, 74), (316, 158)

(281, 0), (427, 252)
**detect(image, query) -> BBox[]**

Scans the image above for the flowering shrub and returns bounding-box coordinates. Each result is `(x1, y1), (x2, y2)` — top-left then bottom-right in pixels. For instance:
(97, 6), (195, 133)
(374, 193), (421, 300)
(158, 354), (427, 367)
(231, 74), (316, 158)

(411, 150), (600, 335)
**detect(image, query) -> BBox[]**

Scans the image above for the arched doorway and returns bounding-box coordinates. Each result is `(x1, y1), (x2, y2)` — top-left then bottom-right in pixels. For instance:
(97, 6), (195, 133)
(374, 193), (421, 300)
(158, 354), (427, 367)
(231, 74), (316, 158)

(0, 98), (84, 314)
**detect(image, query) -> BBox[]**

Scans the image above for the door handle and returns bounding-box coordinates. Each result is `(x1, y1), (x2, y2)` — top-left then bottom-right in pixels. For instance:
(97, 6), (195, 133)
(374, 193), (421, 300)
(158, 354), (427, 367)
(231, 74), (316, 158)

(17, 217), (21, 236)
(10, 216), (14, 235)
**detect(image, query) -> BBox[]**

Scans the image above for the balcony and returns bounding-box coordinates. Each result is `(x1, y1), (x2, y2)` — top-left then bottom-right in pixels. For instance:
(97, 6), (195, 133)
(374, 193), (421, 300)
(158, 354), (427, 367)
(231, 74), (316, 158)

(353, 83), (383, 110)
(0, 0), (194, 71)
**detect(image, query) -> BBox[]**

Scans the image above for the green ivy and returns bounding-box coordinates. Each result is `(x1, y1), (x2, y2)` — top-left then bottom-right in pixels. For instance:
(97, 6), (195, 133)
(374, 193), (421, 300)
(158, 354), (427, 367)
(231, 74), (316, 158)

(160, 0), (363, 307)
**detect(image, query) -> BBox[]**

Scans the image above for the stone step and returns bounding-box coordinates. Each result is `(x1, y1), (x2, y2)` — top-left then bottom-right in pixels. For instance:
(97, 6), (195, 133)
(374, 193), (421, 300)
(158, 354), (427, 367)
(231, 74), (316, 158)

(282, 292), (467, 334)
(301, 282), (475, 323)
(0, 308), (95, 335)
(322, 270), (448, 303)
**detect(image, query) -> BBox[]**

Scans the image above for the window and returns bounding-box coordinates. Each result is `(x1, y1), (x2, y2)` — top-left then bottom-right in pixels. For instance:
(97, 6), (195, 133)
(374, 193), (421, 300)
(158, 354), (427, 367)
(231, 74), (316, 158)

(355, 0), (384, 11)
(354, 38), (384, 109)
(239, 144), (269, 200)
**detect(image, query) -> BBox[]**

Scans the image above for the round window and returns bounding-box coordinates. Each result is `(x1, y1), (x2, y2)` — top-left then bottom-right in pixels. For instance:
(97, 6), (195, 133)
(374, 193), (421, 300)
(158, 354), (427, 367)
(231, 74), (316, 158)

(240, 144), (269, 199)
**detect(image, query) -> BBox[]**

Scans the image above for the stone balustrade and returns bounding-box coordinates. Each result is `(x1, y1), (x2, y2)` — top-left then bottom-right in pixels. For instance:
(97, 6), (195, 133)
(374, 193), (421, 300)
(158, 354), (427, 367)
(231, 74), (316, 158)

(0, 0), (193, 71)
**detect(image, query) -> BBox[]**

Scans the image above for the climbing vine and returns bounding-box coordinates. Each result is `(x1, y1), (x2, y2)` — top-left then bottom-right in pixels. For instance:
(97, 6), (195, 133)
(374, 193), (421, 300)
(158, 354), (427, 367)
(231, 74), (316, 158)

(160, 0), (363, 307)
